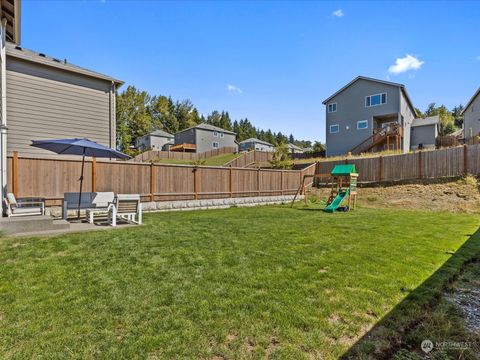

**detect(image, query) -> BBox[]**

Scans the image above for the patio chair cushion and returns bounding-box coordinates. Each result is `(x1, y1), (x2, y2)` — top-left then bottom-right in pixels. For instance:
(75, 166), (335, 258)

(6, 193), (16, 205)
(11, 206), (43, 215)
(91, 192), (114, 208)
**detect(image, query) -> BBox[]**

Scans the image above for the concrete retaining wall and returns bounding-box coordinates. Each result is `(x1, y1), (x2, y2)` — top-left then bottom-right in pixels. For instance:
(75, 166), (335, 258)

(142, 195), (302, 212)
(47, 195), (303, 217)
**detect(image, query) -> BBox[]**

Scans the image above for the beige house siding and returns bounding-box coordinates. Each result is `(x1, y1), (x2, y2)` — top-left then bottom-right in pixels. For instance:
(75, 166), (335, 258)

(6, 56), (115, 157)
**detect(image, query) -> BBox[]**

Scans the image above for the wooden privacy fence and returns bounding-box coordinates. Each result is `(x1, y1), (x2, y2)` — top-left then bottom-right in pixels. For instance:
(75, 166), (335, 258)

(8, 153), (316, 207)
(132, 146), (237, 162)
(224, 151), (273, 168)
(315, 144), (480, 183)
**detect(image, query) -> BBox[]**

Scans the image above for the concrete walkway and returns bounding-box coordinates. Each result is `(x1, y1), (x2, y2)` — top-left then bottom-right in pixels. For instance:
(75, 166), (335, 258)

(1, 217), (136, 238)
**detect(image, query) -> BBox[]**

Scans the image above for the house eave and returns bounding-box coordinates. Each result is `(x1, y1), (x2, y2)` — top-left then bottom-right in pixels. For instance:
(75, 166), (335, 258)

(461, 88), (480, 115)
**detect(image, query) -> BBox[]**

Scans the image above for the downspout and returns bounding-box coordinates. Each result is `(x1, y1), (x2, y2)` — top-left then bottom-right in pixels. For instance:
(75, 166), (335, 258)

(0, 18), (7, 215)
(109, 81), (114, 149)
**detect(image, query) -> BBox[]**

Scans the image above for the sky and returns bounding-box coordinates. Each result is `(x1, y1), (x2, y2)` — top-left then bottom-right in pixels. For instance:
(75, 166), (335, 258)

(21, 0), (480, 142)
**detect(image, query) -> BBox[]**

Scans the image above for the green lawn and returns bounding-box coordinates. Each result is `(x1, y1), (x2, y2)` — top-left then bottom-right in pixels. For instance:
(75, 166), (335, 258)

(0, 206), (479, 359)
(155, 152), (241, 166)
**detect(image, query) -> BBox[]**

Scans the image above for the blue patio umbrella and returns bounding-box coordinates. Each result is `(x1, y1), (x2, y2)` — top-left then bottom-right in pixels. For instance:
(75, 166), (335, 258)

(31, 138), (130, 219)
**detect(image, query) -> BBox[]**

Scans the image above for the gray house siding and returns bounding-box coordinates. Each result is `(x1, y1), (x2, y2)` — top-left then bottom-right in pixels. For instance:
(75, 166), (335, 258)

(400, 91), (415, 151)
(464, 92), (480, 140)
(325, 79), (402, 157)
(239, 141), (274, 152)
(411, 125), (437, 150)
(195, 129), (236, 153)
(137, 134), (173, 151)
(6, 56), (115, 157)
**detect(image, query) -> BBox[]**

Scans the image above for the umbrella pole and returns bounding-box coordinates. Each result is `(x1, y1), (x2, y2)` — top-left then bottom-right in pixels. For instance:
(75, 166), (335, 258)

(77, 149), (86, 219)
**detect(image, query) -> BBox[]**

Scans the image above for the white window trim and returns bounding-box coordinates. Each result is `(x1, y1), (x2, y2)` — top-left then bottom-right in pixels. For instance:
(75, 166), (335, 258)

(365, 93), (387, 107)
(357, 120), (369, 130)
(212, 141), (219, 148)
(213, 131), (218, 137)
(328, 102), (337, 113)
(219, 132), (224, 138)
(329, 124), (340, 134)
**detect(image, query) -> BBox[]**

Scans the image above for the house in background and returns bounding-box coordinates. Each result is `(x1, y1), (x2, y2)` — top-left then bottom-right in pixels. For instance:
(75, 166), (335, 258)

(173, 123), (237, 153)
(287, 143), (304, 154)
(461, 87), (480, 142)
(410, 116), (440, 150)
(136, 129), (174, 152)
(322, 76), (417, 157)
(239, 138), (275, 152)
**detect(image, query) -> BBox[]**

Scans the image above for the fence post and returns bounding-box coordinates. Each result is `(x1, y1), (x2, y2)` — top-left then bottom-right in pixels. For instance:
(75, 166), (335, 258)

(280, 170), (284, 195)
(418, 150), (423, 179)
(193, 167), (199, 200)
(229, 167), (233, 198)
(92, 157), (97, 192)
(150, 163), (155, 202)
(257, 168), (261, 196)
(12, 151), (18, 197)
(464, 144), (468, 175)
(378, 156), (383, 182)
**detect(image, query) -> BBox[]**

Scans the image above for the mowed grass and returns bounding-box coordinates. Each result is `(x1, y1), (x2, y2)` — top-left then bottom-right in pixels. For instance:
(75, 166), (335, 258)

(0, 207), (479, 359)
(154, 152), (241, 166)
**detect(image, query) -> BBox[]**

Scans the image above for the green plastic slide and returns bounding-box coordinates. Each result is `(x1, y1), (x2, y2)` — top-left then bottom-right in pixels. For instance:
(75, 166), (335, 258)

(324, 188), (349, 213)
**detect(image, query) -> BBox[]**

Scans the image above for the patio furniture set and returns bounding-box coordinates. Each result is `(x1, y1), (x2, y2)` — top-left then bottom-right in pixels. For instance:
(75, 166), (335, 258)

(5, 192), (142, 227)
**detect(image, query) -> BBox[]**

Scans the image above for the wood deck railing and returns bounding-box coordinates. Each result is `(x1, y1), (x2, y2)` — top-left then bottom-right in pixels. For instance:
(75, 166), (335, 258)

(350, 124), (403, 155)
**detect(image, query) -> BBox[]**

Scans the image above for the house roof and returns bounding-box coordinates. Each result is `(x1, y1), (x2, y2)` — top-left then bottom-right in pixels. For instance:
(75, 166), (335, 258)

(6, 42), (124, 85)
(411, 115), (440, 127)
(287, 143), (303, 151)
(240, 137), (274, 146)
(148, 129), (174, 138)
(1, 0), (21, 44)
(461, 87), (480, 115)
(176, 123), (236, 135)
(322, 76), (416, 115)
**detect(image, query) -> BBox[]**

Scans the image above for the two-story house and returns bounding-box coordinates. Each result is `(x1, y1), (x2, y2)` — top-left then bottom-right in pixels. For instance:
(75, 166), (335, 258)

(239, 138), (275, 152)
(0, 0), (123, 209)
(173, 123), (237, 153)
(462, 87), (480, 141)
(322, 76), (416, 157)
(136, 129), (174, 152)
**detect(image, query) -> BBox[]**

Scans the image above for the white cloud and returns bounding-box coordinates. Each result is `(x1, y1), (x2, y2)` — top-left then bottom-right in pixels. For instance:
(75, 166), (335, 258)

(388, 54), (424, 74)
(227, 84), (242, 94)
(332, 9), (344, 18)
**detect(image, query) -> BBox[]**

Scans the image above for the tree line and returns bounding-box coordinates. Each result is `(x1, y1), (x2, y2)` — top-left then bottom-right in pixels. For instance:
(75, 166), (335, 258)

(116, 86), (322, 154)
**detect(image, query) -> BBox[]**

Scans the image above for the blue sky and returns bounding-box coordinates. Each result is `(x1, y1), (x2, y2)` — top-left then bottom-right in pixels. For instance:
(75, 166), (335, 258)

(22, 0), (480, 142)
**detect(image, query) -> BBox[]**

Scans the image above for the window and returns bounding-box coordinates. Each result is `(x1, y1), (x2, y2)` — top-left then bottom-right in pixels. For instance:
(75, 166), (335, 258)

(328, 103), (337, 113)
(213, 131), (218, 137)
(329, 124), (339, 134)
(365, 93), (387, 107)
(219, 132), (224, 138)
(212, 141), (219, 148)
(357, 120), (368, 130)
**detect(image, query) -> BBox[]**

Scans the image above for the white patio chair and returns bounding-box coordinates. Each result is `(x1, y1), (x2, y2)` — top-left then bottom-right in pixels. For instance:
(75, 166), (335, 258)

(107, 194), (142, 227)
(4, 193), (45, 217)
(85, 192), (115, 224)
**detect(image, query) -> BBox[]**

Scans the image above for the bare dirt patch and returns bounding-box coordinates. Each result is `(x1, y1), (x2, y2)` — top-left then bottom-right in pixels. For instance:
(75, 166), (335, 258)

(310, 176), (480, 213)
